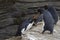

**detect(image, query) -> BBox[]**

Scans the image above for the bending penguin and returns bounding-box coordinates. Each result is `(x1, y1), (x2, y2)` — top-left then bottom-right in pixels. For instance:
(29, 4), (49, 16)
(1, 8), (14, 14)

(15, 17), (34, 36)
(43, 5), (58, 24)
(38, 8), (55, 34)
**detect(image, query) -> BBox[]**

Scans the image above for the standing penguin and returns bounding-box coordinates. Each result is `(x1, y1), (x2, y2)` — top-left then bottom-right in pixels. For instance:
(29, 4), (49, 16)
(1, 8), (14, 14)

(43, 5), (58, 24)
(38, 8), (54, 34)
(15, 17), (34, 36)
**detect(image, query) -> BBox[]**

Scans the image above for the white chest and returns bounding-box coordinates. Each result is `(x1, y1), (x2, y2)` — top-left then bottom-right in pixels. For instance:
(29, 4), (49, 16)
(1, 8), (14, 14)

(26, 21), (34, 31)
(21, 21), (34, 34)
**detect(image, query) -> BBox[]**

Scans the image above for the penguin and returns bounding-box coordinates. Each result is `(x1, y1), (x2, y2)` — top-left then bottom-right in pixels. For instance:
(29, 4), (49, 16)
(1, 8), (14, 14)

(15, 17), (34, 36)
(43, 5), (58, 24)
(38, 8), (55, 34)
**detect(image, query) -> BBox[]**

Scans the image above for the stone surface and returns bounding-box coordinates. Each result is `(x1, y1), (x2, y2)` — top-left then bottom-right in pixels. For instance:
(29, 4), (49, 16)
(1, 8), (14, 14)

(5, 20), (60, 40)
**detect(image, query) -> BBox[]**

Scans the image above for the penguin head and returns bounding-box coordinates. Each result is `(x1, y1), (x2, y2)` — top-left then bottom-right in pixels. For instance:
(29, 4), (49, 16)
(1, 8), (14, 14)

(38, 8), (44, 14)
(44, 5), (48, 10)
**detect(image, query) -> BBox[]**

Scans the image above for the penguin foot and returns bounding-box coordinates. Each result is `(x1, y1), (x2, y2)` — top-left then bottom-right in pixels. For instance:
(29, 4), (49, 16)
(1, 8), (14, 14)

(49, 32), (53, 34)
(42, 31), (44, 34)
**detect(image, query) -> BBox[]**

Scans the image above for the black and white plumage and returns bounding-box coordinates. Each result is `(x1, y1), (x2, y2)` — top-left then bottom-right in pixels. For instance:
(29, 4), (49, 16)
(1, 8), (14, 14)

(44, 5), (58, 24)
(15, 18), (34, 36)
(38, 8), (55, 34)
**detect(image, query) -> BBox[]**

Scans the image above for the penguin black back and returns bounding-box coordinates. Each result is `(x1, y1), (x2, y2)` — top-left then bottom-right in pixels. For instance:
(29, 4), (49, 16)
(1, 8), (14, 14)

(43, 5), (58, 24)
(15, 17), (34, 36)
(37, 8), (54, 34)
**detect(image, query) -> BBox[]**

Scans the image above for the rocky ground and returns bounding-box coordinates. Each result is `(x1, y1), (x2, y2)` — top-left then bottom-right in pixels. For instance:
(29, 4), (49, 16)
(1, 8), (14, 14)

(0, 0), (60, 40)
(5, 20), (60, 40)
